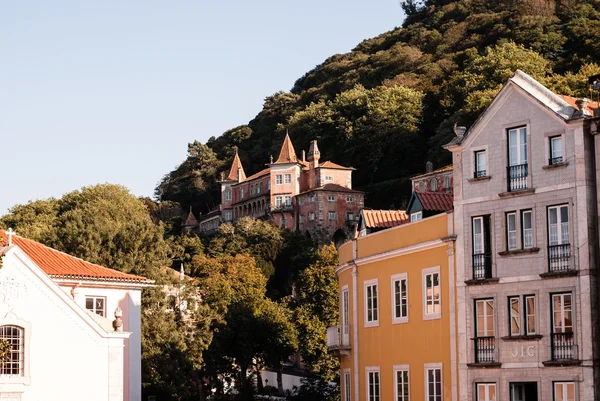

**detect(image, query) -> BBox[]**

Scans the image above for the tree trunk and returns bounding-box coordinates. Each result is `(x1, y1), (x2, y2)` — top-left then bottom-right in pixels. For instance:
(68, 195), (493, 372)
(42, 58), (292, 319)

(277, 367), (284, 396)
(256, 369), (264, 394)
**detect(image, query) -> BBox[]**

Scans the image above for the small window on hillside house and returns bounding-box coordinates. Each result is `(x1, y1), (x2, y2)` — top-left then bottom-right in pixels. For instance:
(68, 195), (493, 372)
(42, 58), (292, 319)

(276, 175), (282, 185)
(284, 174), (291, 184)
(431, 179), (438, 191)
(550, 136), (563, 165)
(328, 195), (336, 202)
(86, 296), (106, 317)
(475, 151), (487, 178)
(346, 196), (354, 203)
(411, 211), (422, 222)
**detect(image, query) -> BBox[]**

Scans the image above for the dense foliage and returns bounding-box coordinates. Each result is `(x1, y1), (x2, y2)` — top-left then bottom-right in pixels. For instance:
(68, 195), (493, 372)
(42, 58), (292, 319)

(156, 0), (600, 213)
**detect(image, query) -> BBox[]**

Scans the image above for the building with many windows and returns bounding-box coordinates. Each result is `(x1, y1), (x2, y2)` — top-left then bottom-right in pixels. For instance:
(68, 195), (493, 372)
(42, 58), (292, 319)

(329, 212), (457, 401)
(445, 70), (600, 401)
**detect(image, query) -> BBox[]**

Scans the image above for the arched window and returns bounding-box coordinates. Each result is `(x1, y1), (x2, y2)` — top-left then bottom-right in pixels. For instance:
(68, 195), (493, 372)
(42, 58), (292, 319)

(431, 179), (438, 191)
(0, 325), (24, 376)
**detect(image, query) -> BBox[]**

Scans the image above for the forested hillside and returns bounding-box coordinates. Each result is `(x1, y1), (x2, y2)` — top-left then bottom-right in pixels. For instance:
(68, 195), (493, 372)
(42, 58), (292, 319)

(157, 0), (600, 214)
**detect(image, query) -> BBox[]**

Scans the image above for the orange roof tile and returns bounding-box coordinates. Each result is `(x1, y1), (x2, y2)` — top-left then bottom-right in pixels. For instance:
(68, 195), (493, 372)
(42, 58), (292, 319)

(558, 95), (599, 116)
(416, 192), (454, 212)
(319, 161), (354, 170)
(274, 133), (298, 164)
(362, 210), (408, 229)
(244, 167), (270, 181)
(227, 150), (246, 181)
(1, 230), (150, 282)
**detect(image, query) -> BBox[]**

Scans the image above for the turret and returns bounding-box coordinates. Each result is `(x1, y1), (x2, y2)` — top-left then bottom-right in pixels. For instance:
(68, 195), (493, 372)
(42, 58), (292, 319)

(307, 140), (320, 168)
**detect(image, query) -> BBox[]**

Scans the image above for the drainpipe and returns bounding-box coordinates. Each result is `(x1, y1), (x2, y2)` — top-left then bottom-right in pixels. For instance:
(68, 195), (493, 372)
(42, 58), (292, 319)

(351, 239), (360, 401)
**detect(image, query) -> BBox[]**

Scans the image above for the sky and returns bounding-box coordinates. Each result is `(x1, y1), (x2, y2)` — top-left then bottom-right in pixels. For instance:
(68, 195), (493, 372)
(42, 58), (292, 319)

(0, 1), (404, 215)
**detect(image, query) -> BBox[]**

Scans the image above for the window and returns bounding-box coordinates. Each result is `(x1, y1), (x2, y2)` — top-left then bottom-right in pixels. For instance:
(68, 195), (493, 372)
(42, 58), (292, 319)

(477, 383), (496, 401)
(509, 295), (537, 337)
(342, 287), (350, 344)
(280, 216), (286, 228)
(431, 179), (438, 191)
(522, 210), (533, 249)
(299, 215), (305, 224)
(423, 267), (441, 319)
(553, 382), (575, 401)
(309, 194), (315, 203)
(418, 182), (425, 192)
(552, 293), (573, 334)
(366, 368), (380, 401)
(394, 366), (409, 401)
(240, 188), (245, 199)
(86, 296), (106, 317)
(328, 211), (336, 221)
(309, 212), (315, 221)
(444, 175), (451, 189)
(267, 181), (271, 190)
(258, 183), (262, 194)
(410, 211), (422, 222)
(284, 196), (291, 206)
(472, 216), (491, 280)
(284, 174), (291, 184)
(474, 299), (496, 363)
(550, 136), (563, 165)
(328, 195), (336, 202)
(224, 190), (232, 201)
(548, 205), (570, 272)
(275, 196), (283, 208)
(506, 212), (517, 250)
(509, 296), (520, 336)
(276, 175), (282, 185)
(224, 210), (232, 221)
(346, 212), (354, 221)
(250, 185), (254, 195)
(0, 326), (24, 376)
(508, 127), (528, 191)
(344, 370), (351, 401)
(326, 176), (333, 181)
(346, 195), (355, 203)
(425, 365), (442, 401)
(392, 274), (408, 323)
(365, 280), (379, 326)
(298, 198), (304, 206)
(475, 151), (487, 178)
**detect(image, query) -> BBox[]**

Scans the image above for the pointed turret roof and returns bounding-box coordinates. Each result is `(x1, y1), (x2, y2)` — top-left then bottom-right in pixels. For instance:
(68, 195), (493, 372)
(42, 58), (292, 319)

(226, 148), (246, 181)
(184, 208), (199, 228)
(274, 133), (298, 164)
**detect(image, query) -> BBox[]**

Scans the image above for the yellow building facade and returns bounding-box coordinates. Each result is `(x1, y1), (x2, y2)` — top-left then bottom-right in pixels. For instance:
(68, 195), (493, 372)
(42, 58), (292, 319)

(329, 212), (458, 401)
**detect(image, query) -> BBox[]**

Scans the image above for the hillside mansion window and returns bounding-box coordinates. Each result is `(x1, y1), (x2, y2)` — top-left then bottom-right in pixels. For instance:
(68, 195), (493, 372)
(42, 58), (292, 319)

(474, 150), (487, 178)
(508, 127), (528, 191)
(328, 195), (336, 202)
(299, 215), (305, 224)
(423, 268), (441, 319)
(346, 212), (354, 221)
(328, 211), (336, 221)
(86, 296), (106, 317)
(367, 368), (381, 401)
(548, 205), (570, 272)
(411, 211), (422, 222)
(365, 280), (379, 326)
(284, 196), (292, 206)
(309, 212), (315, 221)
(284, 174), (291, 184)
(224, 190), (232, 201)
(425, 365), (442, 401)
(392, 274), (408, 323)
(509, 295), (536, 336)
(275, 196), (283, 208)
(240, 188), (245, 199)
(346, 195), (354, 203)
(0, 325), (24, 376)
(554, 382), (575, 401)
(505, 210), (533, 251)
(276, 175), (282, 185)
(550, 136), (564, 165)
(224, 210), (232, 221)
(444, 175), (451, 189)
(431, 178), (438, 191)
(477, 383), (496, 401)
(394, 367), (409, 401)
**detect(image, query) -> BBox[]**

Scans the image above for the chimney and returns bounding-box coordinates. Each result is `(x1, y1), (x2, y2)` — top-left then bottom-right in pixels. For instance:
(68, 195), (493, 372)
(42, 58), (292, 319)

(453, 123), (467, 138)
(572, 98), (591, 118)
(307, 140), (321, 168)
(426, 161), (433, 173)
(302, 150), (306, 162)
(237, 167), (242, 183)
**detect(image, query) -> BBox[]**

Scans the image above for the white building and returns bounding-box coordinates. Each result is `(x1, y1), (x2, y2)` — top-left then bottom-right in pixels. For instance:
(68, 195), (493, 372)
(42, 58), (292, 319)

(0, 229), (152, 401)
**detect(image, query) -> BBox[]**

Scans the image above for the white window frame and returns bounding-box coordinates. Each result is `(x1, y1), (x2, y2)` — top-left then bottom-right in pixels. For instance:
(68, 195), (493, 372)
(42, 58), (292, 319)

(475, 298), (495, 338)
(508, 126), (528, 166)
(85, 296), (106, 317)
(366, 366), (380, 401)
(224, 190), (232, 201)
(309, 212), (315, 221)
(548, 204), (570, 245)
(343, 368), (351, 401)
(411, 211), (422, 222)
(364, 279), (379, 327)
(422, 267), (441, 320)
(553, 381), (575, 401)
(341, 286), (350, 345)
(509, 296), (521, 336)
(550, 135), (564, 164)
(472, 216), (485, 255)
(391, 273), (408, 324)
(525, 295), (536, 335)
(276, 174), (282, 185)
(328, 195), (336, 202)
(424, 363), (442, 401)
(444, 175), (451, 189)
(224, 210), (232, 221)
(552, 293), (573, 334)
(506, 212), (517, 251)
(476, 383), (497, 401)
(284, 196), (291, 206)
(522, 210), (533, 249)
(299, 215), (305, 224)
(346, 212), (354, 221)
(240, 188), (244, 199)
(0, 317), (31, 385)
(431, 179), (438, 191)
(393, 364), (410, 401)
(284, 174), (291, 184)
(275, 196), (283, 208)
(328, 211), (336, 221)
(346, 196), (355, 203)
(309, 194), (315, 203)
(475, 150), (487, 176)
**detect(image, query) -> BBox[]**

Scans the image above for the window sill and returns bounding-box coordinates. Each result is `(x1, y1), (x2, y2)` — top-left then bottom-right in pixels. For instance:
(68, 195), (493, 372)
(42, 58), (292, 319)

(498, 248), (540, 257)
(422, 313), (442, 321)
(364, 321), (380, 328)
(466, 362), (502, 369)
(501, 335), (543, 341)
(542, 359), (582, 367)
(467, 176), (491, 183)
(0, 376), (31, 385)
(542, 162), (569, 170)
(392, 318), (409, 325)
(464, 278), (499, 286)
(539, 270), (579, 279)
(498, 188), (535, 198)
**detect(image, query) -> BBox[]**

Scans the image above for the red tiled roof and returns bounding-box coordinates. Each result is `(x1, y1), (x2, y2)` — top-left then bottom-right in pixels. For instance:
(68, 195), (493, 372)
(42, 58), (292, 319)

(416, 192), (454, 212)
(362, 210), (408, 229)
(300, 183), (364, 195)
(411, 165), (453, 180)
(245, 168), (270, 181)
(227, 150), (246, 181)
(559, 95), (599, 115)
(274, 133), (298, 164)
(183, 209), (199, 227)
(1, 230), (150, 282)
(319, 161), (354, 170)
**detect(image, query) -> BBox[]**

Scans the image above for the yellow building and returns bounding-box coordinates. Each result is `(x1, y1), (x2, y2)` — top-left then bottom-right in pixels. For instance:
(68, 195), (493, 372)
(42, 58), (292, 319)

(328, 211), (458, 401)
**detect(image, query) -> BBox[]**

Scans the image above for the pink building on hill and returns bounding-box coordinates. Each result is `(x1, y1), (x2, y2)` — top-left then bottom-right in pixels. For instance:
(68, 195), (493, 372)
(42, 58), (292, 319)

(192, 134), (365, 243)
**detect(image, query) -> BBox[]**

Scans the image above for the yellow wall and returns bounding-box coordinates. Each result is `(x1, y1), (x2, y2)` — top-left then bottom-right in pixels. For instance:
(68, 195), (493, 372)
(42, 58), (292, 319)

(336, 213), (455, 401)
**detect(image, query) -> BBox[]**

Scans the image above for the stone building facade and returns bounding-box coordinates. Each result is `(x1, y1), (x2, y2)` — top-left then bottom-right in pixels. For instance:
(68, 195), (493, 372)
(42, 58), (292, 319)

(193, 134), (364, 242)
(445, 70), (600, 401)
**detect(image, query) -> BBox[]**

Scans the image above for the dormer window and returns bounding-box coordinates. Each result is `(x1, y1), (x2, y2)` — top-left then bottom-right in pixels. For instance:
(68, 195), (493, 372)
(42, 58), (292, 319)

(410, 211), (422, 222)
(550, 136), (563, 165)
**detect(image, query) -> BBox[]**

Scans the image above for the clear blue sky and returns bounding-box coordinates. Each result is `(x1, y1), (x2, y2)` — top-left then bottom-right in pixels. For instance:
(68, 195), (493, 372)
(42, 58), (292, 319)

(0, 1), (403, 215)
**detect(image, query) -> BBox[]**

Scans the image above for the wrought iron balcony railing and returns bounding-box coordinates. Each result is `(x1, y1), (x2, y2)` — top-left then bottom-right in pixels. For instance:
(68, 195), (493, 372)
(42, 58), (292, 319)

(507, 163), (528, 191)
(551, 332), (578, 361)
(473, 336), (497, 363)
(548, 244), (571, 273)
(472, 253), (492, 280)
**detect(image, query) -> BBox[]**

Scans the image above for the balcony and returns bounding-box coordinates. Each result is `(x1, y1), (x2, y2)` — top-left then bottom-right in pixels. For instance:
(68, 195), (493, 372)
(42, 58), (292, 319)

(465, 253), (497, 285)
(269, 204), (294, 213)
(543, 332), (581, 366)
(327, 325), (351, 357)
(468, 337), (500, 367)
(507, 163), (528, 192)
(548, 244), (571, 272)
